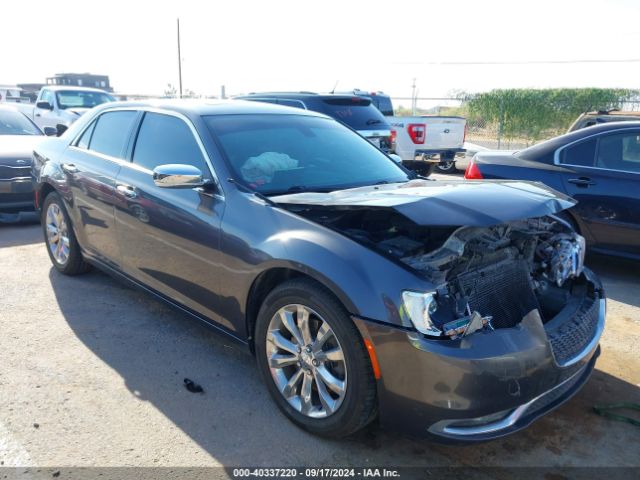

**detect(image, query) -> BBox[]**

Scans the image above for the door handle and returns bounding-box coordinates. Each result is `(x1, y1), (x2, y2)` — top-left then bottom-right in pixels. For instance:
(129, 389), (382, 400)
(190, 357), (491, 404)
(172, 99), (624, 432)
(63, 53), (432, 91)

(35, 113), (41, 117)
(567, 177), (595, 187)
(116, 184), (137, 199)
(61, 163), (79, 174)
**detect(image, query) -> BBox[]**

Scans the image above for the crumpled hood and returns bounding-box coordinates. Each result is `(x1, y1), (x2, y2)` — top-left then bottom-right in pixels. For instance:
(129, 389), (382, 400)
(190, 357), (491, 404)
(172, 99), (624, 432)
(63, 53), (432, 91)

(272, 179), (576, 226)
(0, 135), (43, 165)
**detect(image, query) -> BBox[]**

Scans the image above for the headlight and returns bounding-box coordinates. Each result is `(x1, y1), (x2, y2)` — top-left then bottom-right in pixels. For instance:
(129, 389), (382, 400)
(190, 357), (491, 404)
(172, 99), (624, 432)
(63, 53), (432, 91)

(401, 290), (442, 336)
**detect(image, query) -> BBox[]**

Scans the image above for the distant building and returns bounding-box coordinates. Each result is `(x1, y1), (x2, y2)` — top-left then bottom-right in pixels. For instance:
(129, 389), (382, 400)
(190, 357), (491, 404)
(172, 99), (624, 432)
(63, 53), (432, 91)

(45, 73), (113, 92)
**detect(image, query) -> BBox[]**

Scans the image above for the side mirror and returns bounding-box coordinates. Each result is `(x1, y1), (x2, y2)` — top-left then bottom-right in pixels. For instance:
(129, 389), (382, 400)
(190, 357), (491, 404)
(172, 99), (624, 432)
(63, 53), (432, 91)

(389, 153), (402, 163)
(36, 101), (53, 110)
(56, 124), (68, 136)
(43, 126), (58, 137)
(153, 164), (205, 188)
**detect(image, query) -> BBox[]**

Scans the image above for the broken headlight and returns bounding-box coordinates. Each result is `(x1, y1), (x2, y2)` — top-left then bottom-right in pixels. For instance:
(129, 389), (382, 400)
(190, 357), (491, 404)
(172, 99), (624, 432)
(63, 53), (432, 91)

(401, 290), (442, 337)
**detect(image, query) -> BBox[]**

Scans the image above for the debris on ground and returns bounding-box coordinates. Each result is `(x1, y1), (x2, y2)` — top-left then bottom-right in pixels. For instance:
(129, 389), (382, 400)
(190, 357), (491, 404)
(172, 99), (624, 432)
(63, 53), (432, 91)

(183, 378), (204, 393)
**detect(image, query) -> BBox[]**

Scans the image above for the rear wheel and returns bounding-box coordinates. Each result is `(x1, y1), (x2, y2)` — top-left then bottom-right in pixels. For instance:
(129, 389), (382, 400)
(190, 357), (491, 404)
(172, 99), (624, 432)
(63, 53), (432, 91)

(436, 159), (457, 173)
(42, 192), (91, 275)
(255, 279), (377, 438)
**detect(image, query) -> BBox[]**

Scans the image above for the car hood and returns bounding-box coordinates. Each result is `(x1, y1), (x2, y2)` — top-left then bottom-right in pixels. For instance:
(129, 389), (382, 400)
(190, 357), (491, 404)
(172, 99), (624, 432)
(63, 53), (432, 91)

(0, 135), (42, 165)
(271, 179), (576, 226)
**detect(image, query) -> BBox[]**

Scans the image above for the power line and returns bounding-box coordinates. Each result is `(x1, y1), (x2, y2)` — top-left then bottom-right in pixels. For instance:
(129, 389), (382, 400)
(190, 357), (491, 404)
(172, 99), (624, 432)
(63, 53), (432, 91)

(393, 58), (640, 65)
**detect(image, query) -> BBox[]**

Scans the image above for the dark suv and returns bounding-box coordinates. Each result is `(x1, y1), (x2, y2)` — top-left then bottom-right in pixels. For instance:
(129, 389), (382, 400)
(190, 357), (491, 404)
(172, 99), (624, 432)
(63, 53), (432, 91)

(236, 92), (394, 154)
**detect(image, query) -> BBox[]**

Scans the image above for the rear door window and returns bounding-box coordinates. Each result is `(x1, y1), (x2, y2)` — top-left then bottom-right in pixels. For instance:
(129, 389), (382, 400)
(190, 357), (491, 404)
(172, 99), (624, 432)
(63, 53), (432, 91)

(369, 96), (394, 116)
(596, 131), (640, 173)
(88, 111), (138, 159)
(560, 138), (596, 167)
(132, 112), (209, 175)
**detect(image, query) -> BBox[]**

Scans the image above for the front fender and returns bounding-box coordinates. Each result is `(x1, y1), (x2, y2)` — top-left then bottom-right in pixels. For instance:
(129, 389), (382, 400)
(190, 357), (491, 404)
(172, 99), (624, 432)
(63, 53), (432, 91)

(218, 193), (433, 338)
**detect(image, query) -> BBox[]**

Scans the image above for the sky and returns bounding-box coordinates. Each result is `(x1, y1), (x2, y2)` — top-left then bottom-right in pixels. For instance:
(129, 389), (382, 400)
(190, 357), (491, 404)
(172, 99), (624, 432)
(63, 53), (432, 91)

(3, 0), (640, 103)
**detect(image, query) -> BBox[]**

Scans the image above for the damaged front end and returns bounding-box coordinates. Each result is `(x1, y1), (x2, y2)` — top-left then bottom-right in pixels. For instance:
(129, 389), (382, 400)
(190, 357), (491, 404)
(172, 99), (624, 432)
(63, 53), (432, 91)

(274, 180), (605, 440)
(277, 195), (603, 368)
(399, 217), (591, 346)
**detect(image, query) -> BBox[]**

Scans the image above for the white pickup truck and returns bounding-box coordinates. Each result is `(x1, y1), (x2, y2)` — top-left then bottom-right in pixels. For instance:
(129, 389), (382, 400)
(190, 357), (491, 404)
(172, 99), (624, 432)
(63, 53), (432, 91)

(347, 90), (467, 174)
(389, 116), (466, 173)
(15, 86), (115, 132)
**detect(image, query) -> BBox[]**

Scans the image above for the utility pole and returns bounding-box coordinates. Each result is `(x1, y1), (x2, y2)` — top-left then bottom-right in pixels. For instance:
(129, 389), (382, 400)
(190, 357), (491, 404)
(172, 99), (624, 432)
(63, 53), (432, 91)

(411, 78), (417, 115)
(177, 18), (183, 98)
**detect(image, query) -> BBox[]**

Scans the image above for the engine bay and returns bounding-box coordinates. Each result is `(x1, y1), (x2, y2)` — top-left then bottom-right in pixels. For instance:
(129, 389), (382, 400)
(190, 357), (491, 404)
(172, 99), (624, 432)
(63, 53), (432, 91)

(284, 205), (588, 338)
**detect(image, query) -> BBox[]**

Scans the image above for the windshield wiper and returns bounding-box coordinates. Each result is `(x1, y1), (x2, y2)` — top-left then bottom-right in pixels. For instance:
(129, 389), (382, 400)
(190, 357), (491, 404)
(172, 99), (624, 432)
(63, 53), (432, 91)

(227, 178), (277, 206)
(366, 119), (383, 125)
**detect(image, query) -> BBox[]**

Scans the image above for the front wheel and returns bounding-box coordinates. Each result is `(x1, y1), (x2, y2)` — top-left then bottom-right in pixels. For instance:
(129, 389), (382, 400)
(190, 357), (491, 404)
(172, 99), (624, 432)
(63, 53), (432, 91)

(255, 279), (377, 438)
(42, 192), (91, 275)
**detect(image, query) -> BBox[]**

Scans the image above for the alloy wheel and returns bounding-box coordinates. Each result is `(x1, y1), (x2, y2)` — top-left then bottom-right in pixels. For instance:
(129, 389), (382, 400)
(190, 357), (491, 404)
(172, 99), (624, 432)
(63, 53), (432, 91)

(437, 160), (456, 172)
(266, 304), (347, 418)
(45, 203), (70, 265)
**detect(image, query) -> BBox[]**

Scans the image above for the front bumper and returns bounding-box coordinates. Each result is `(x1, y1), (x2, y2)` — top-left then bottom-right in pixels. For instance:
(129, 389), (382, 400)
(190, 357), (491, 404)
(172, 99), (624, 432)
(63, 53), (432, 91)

(353, 269), (605, 442)
(0, 177), (34, 212)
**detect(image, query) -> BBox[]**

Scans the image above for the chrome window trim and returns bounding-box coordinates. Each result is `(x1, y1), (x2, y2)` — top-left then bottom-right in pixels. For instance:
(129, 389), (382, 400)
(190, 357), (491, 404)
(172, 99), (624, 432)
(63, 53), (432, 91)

(553, 126), (640, 176)
(69, 106), (224, 198)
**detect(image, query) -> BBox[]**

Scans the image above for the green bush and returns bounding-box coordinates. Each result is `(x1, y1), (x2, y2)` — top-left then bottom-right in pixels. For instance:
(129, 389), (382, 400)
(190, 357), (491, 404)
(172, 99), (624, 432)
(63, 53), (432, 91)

(465, 88), (639, 141)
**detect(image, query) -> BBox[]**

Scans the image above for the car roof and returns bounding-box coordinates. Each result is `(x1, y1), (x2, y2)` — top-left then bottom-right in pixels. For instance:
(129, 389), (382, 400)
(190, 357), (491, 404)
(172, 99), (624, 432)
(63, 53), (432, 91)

(95, 99), (332, 118)
(0, 104), (23, 112)
(44, 86), (112, 93)
(583, 110), (640, 116)
(519, 120), (640, 160)
(239, 92), (371, 101)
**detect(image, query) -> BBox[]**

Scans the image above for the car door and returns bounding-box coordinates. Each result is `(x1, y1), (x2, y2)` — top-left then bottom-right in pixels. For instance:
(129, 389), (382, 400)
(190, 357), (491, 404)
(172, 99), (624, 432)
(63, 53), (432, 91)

(61, 110), (139, 266)
(558, 130), (640, 256)
(113, 111), (230, 328)
(34, 89), (58, 129)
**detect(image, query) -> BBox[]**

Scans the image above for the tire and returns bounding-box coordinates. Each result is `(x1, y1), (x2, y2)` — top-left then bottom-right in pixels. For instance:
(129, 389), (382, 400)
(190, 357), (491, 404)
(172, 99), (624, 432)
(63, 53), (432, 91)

(436, 160), (457, 173)
(255, 278), (377, 438)
(42, 192), (91, 275)
(402, 160), (436, 177)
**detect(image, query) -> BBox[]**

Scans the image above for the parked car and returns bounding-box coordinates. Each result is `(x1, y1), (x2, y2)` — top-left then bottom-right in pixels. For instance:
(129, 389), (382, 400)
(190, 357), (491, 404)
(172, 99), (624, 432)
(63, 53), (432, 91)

(465, 121), (640, 259)
(452, 141), (489, 173)
(0, 105), (54, 221)
(235, 92), (396, 153)
(348, 89), (467, 173)
(15, 86), (115, 131)
(568, 110), (640, 132)
(339, 89), (394, 116)
(33, 100), (604, 442)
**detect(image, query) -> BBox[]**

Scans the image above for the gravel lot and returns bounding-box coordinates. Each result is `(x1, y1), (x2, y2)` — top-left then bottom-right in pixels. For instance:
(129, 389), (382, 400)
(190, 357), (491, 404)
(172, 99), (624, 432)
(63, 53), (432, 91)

(1, 202), (639, 475)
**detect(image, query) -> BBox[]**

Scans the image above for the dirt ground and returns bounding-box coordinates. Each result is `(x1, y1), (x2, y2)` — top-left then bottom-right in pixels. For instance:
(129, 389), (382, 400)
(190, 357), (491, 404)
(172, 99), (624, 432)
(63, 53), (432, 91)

(0, 221), (638, 477)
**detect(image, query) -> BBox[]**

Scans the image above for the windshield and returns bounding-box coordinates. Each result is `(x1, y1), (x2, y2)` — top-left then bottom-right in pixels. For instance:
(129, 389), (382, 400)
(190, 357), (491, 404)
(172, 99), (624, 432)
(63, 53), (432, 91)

(55, 91), (115, 109)
(0, 110), (41, 136)
(205, 114), (410, 195)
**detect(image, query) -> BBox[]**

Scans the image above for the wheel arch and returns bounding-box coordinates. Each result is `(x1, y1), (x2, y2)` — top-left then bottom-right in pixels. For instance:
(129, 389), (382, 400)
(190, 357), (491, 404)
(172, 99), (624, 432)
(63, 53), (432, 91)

(244, 266), (357, 354)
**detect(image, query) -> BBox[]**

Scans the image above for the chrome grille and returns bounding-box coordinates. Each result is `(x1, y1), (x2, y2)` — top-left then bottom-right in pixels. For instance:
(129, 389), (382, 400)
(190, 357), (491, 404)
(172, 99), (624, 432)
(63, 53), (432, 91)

(0, 165), (30, 180)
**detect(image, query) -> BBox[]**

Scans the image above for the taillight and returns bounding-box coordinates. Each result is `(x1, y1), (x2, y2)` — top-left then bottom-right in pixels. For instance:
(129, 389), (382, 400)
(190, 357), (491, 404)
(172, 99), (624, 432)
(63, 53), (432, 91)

(390, 129), (397, 145)
(464, 159), (483, 179)
(463, 123), (467, 144)
(407, 123), (426, 144)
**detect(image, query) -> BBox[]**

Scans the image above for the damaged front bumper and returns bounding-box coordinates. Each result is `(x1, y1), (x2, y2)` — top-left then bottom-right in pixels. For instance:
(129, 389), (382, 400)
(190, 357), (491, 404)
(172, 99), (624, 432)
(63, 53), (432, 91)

(353, 268), (605, 442)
